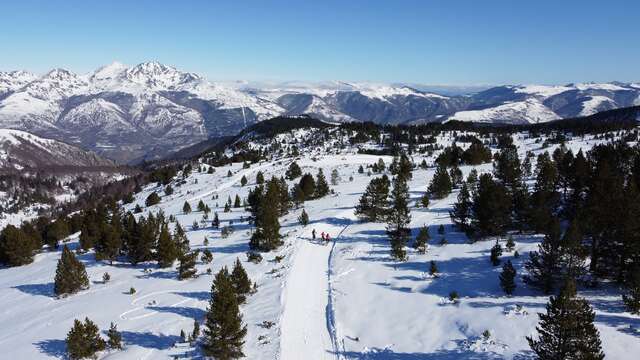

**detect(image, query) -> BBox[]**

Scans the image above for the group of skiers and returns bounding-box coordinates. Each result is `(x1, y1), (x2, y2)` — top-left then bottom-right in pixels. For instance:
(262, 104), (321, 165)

(311, 229), (331, 243)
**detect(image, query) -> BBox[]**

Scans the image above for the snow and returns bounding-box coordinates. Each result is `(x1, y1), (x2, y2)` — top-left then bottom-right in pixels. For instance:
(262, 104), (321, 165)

(1, 126), (639, 359)
(513, 84), (572, 98)
(448, 99), (560, 124)
(579, 96), (617, 116)
(575, 82), (629, 91)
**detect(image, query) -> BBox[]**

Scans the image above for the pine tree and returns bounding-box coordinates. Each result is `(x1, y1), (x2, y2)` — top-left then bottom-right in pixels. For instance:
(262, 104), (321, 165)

(145, 192), (161, 206)
(449, 182), (472, 231)
(231, 258), (252, 304)
(490, 242), (503, 266)
(201, 249), (213, 263)
(234, 194), (241, 208)
(54, 245), (90, 296)
(387, 176), (411, 260)
(240, 175), (248, 186)
(560, 221), (587, 279)
(314, 168), (330, 198)
(527, 279), (605, 360)
(391, 152), (413, 180)
(429, 260), (438, 276)
(493, 147), (522, 190)
(298, 209), (309, 225)
(299, 173), (316, 200)
(414, 225), (430, 254)
(0, 224), (38, 266)
(183, 201), (192, 214)
(285, 161), (302, 180)
(156, 224), (178, 268)
(354, 175), (390, 222)
(623, 263), (640, 314)
(169, 221), (185, 253)
(178, 251), (198, 280)
(66, 318), (106, 360)
(107, 322), (123, 350)
(471, 174), (511, 238)
(524, 219), (562, 294)
(500, 260), (517, 295)
(202, 267), (247, 359)
(256, 171), (265, 184)
(449, 165), (463, 187)
(358, 165), (364, 174)
(331, 169), (340, 185)
(427, 165), (452, 199)
(192, 319), (201, 340)
(46, 218), (70, 248)
(95, 218), (122, 264)
(212, 212), (220, 229)
(250, 180), (282, 251)
(506, 236), (516, 252)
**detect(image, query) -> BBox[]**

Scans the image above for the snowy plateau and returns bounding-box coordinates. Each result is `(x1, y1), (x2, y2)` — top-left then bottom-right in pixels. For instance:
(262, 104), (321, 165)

(1, 123), (639, 360)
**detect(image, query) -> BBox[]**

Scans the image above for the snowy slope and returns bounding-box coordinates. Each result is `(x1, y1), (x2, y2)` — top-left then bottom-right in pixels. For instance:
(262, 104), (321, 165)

(0, 128), (115, 170)
(448, 99), (560, 124)
(1, 125), (639, 359)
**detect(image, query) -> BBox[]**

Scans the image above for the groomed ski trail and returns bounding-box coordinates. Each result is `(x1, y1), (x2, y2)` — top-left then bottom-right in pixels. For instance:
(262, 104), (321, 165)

(279, 208), (352, 360)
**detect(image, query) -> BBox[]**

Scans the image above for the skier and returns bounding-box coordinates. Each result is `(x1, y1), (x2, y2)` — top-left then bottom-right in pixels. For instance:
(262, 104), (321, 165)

(326, 233), (331, 243)
(321, 232), (325, 241)
(312, 229), (316, 240)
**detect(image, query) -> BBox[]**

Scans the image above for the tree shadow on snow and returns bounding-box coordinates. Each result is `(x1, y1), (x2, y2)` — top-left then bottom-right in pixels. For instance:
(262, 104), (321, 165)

(175, 291), (210, 301)
(149, 306), (206, 320)
(595, 313), (640, 338)
(210, 241), (248, 254)
(381, 256), (502, 298)
(136, 270), (176, 280)
(120, 331), (181, 350)
(331, 347), (523, 359)
(13, 282), (54, 298)
(33, 339), (66, 358)
(308, 216), (352, 227)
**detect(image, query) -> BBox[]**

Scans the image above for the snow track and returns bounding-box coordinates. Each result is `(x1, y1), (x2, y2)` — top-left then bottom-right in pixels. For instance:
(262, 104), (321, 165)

(326, 222), (350, 359)
(279, 208), (352, 360)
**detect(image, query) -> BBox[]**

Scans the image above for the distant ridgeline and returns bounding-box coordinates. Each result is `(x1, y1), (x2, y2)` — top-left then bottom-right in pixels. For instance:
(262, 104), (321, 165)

(173, 106), (640, 161)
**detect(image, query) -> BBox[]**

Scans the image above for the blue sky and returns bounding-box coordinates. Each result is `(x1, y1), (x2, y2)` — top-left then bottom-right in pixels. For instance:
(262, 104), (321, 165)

(0, 0), (638, 85)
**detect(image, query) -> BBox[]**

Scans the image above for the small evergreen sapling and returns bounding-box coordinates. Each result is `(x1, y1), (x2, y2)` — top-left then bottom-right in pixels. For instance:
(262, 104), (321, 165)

(183, 201), (192, 214)
(178, 251), (198, 280)
(107, 322), (123, 350)
(231, 258), (252, 304)
(298, 209), (309, 226)
(490, 242), (503, 266)
(500, 260), (517, 295)
(201, 249), (213, 264)
(429, 260), (438, 276)
(414, 225), (430, 254)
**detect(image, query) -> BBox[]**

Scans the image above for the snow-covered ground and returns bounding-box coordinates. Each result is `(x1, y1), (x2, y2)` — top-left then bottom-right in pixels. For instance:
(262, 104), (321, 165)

(0, 129), (639, 359)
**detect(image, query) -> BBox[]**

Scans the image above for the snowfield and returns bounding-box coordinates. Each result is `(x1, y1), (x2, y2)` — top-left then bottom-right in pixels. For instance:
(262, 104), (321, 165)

(1, 129), (639, 359)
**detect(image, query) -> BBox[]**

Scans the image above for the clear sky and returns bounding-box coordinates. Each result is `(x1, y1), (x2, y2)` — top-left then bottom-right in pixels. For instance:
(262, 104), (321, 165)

(0, 0), (638, 85)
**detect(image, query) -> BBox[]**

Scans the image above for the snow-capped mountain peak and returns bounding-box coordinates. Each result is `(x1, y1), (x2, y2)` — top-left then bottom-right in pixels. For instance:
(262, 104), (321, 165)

(0, 70), (37, 94)
(90, 61), (129, 81)
(124, 61), (200, 89)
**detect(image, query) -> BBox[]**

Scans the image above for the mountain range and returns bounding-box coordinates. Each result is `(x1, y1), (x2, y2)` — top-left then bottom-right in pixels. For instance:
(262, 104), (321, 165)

(1, 61), (639, 163)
